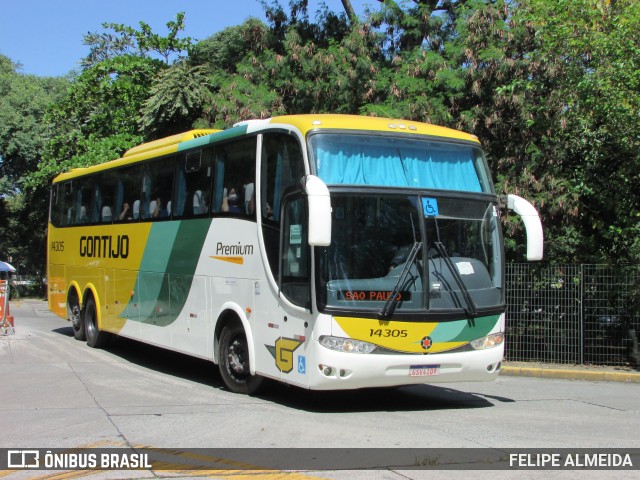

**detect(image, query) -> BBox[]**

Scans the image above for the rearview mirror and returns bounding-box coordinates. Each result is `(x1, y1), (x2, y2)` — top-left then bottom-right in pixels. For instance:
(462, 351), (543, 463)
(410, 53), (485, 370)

(303, 175), (332, 246)
(507, 194), (544, 261)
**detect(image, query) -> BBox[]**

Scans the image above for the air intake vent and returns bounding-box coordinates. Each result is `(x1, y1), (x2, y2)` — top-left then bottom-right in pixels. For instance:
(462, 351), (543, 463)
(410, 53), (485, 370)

(123, 129), (220, 157)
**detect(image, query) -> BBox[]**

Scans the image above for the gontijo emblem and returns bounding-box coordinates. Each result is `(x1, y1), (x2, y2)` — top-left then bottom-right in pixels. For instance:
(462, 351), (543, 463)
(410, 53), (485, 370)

(266, 337), (303, 373)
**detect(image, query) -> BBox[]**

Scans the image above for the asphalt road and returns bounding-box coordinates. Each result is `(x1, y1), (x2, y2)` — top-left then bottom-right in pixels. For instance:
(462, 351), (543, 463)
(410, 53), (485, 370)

(1, 299), (639, 480)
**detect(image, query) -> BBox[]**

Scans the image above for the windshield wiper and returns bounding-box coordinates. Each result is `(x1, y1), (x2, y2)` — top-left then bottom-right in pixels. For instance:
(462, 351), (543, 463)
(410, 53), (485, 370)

(433, 241), (478, 319)
(378, 241), (422, 319)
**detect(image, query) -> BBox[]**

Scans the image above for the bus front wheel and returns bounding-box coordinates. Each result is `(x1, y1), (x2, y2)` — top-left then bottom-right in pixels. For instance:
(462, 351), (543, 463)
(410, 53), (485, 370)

(219, 322), (263, 394)
(84, 296), (110, 348)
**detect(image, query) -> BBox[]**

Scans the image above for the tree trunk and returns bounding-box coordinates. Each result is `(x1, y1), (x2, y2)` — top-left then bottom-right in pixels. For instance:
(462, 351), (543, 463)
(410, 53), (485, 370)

(341, 0), (357, 23)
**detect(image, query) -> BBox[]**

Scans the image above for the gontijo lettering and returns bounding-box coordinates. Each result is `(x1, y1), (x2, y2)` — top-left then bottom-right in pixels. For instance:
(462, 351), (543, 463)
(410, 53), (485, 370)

(80, 235), (129, 258)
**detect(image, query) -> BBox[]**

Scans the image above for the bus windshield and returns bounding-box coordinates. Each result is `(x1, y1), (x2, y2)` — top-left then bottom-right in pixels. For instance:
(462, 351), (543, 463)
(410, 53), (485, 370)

(317, 193), (503, 315)
(309, 133), (493, 193)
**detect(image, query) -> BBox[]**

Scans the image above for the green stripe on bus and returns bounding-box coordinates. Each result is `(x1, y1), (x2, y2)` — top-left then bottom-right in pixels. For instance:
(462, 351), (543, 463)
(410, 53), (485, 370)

(134, 219), (212, 326)
(428, 318), (467, 342)
(446, 314), (500, 342)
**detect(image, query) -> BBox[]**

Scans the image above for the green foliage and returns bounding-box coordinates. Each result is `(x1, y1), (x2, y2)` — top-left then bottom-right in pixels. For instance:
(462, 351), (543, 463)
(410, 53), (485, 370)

(139, 62), (212, 139)
(0, 55), (68, 277)
(27, 54), (163, 191)
(261, 0), (351, 47)
(28, 132), (142, 189)
(82, 12), (192, 67)
(514, 0), (640, 263)
(0, 55), (68, 190)
(1, 187), (50, 280)
(48, 55), (163, 138)
(204, 71), (286, 127)
(190, 18), (271, 73)
(274, 25), (382, 114)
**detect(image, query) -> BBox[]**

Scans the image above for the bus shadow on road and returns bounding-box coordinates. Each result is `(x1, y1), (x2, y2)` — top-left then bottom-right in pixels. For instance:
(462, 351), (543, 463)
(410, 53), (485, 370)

(259, 382), (503, 413)
(53, 326), (508, 412)
(53, 326), (220, 387)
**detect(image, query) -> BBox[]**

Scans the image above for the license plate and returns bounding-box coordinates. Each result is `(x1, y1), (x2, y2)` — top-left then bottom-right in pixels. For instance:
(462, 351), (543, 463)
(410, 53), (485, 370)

(409, 365), (440, 377)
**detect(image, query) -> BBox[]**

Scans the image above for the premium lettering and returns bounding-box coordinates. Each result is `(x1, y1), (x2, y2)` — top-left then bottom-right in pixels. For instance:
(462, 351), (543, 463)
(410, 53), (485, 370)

(80, 235), (129, 259)
(216, 242), (254, 256)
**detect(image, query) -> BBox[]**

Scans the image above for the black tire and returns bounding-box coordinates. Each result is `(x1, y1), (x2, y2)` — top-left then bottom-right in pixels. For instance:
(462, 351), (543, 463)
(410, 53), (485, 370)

(68, 293), (85, 341)
(84, 296), (110, 348)
(218, 322), (263, 394)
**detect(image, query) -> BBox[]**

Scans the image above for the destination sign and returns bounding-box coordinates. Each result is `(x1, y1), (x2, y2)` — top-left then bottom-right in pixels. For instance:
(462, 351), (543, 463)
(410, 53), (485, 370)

(338, 291), (412, 302)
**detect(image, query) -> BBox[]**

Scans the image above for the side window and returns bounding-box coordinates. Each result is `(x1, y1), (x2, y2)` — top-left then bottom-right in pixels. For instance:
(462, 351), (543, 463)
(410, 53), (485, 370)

(261, 133), (305, 223)
(116, 164), (143, 221)
(94, 172), (117, 223)
(50, 184), (61, 227)
(212, 137), (257, 218)
(141, 156), (175, 220)
(281, 194), (310, 308)
(173, 148), (213, 218)
(75, 177), (94, 224)
(261, 133), (305, 279)
(62, 182), (75, 226)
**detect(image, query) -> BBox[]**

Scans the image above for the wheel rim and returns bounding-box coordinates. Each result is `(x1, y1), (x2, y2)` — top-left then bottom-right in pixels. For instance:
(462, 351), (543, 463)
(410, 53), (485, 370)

(226, 336), (249, 380)
(70, 305), (81, 331)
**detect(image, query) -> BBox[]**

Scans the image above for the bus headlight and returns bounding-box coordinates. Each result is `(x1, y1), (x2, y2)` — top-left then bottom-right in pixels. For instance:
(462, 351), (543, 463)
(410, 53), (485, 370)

(319, 336), (377, 354)
(470, 332), (504, 350)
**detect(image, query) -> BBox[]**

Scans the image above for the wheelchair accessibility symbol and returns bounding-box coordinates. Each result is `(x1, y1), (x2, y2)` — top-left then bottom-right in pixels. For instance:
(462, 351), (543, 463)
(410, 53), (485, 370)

(422, 197), (439, 217)
(298, 356), (306, 374)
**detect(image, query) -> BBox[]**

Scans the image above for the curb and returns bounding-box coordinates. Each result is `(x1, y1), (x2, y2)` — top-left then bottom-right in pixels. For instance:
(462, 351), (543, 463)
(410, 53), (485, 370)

(500, 365), (640, 383)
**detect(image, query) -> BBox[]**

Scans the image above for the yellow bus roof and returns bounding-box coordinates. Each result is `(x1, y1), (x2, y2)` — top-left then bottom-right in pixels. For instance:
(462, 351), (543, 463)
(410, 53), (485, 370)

(268, 114), (480, 144)
(123, 129), (220, 158)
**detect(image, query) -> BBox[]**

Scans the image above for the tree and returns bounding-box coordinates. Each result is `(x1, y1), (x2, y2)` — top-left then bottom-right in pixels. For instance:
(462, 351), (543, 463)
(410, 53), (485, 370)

(260, 0), (351, 48)
(532, 0), (640, 263)
(32, 13), (194, 188)
(432, 0), (640, 264)
(82, 12), (192, 68)
(30, 55), (161, 189)
(0, 55), (67, 190)
(442, 0), (574, 260)
(189, 18), (270, 74)
(195, 5), (379, 125)
(139, 61), (213, 138)
(0, 54), (68, 278)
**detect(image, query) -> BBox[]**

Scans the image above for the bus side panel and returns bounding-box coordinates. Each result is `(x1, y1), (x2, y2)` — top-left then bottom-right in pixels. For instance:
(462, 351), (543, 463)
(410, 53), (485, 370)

(102, 268), (115, 331)
(70, 266), (94, 304)
(48, 263), (67, 319)
(250, 278), (283, 382)
(138, 271), (171, 346)
(171, 274), (208, 357)
(112, 268), (140, 336)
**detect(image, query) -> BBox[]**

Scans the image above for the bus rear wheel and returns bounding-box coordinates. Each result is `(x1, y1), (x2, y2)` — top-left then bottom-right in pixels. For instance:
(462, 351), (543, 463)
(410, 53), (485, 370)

(219, 322), (263, 394)
(84, 296), (110, 348)
(68, 293), (84, 341)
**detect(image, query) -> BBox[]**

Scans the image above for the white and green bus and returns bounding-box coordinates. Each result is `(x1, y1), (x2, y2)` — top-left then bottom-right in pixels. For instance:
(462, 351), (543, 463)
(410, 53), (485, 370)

(48, 114), (543, 393)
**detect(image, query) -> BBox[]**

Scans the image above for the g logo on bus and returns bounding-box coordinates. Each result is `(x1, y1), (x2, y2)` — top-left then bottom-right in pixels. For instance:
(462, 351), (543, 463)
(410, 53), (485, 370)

(266, 337), (302, 373)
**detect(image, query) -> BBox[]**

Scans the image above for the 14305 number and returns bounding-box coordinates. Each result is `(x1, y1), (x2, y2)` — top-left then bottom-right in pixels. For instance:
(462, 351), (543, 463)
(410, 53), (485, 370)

(369, 328), (408, 338)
